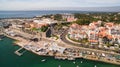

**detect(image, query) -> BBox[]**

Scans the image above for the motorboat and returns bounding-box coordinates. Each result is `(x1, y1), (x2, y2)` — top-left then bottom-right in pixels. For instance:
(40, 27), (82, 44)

(41, 59), (46, 62)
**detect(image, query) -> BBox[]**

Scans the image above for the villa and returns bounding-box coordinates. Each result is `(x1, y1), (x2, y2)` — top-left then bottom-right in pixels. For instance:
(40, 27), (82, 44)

(68, 21), (120, 46)
(62, 13), (77, 22)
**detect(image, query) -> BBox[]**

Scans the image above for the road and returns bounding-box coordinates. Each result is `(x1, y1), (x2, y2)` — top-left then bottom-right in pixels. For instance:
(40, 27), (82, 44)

(60, 29), (120, 55)
(60, 29), (77, 45)
(5, 27), (120, 55)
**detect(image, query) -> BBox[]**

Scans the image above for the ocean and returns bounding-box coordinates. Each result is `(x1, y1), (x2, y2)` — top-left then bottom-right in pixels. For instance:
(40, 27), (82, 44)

(0, 11), (88, 18)
(0, 37), (119, 67)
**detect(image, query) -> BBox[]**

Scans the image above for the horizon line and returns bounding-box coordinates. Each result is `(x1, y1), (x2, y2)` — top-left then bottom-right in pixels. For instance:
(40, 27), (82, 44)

(0, 6), (120, 11)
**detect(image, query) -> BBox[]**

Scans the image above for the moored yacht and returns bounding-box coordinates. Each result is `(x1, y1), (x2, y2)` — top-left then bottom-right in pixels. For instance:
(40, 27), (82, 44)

(41, 59), (46, 62)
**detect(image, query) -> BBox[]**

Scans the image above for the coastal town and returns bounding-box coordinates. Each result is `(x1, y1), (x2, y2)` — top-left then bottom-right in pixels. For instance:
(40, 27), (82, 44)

(0, 13), (120, 65)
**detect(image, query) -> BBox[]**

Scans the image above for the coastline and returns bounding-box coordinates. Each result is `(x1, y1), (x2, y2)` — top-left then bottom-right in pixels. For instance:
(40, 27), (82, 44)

(4, 34), (120, 65)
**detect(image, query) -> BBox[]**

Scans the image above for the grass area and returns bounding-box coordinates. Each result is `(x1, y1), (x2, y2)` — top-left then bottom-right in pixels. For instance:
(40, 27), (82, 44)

(54, 24), (62, 30)
(31, 26), (48, 32)
(54, 23), (71, 30)
(67, 34), (89, 43)
(106, 43), (113, 47)
(31, 28), (38, 31)
(61, 22), (71, 26)
(67, 34), (81, 42)
(81, 38), (89, 43)
(13, 40), (20, 44)
(51, 34), (59, 40)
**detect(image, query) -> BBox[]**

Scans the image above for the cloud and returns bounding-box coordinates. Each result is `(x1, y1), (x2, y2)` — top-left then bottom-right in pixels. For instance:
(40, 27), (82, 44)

(85, 0), (120, 3)
(0, 0), (120, 10)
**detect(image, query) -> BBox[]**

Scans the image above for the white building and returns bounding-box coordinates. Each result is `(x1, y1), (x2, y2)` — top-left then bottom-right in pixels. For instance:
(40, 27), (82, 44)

(49, 42), (65, 54)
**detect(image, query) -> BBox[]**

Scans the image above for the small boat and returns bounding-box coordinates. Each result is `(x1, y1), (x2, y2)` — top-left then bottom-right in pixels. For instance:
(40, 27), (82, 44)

(73, 61), (76, 64)
(76, 65), (79, 67)
(81, 61), (83, 63)
(94, 65), (97, 67)
(58, 65), (61, 67)
(41, 59), (46, 62)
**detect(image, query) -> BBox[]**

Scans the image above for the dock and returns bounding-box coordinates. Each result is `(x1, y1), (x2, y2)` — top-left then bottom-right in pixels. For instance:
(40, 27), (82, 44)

(14, 47), (26, 56)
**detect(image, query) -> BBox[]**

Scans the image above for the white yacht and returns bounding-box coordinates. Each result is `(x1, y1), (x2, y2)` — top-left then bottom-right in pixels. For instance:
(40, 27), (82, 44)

(81, 61), (83, 63)
(41, 59), (46, 62)
(58, 65), (61, 67)
(94, 65), (97, 67)
(73, 61), (76, 64)
(76, 65), (79, 67)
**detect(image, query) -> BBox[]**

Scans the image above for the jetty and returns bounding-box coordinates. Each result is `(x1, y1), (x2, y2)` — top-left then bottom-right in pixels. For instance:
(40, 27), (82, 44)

(14, 47), (26, 56)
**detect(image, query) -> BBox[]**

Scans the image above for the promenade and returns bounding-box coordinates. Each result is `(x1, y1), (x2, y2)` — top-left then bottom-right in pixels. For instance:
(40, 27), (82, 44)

(5, 33), (120, 65)
(2, 28), (120, 65)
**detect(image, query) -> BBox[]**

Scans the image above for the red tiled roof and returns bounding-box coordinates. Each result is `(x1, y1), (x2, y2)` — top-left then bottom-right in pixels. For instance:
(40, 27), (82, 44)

(89, 40), (98, 42)
(107, 35), (113, 39)
(105, 22), (114, 27)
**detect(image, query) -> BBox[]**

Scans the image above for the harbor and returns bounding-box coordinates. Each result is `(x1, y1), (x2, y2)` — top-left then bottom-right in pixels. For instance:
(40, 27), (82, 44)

(0, 11), (120, 67)
(2, 33), (120, 65)
(0, 37), (120, 67)
(0, 21), (120, 65)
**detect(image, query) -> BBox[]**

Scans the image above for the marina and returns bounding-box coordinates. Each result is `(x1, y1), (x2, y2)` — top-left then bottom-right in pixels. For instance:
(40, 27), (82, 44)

(0, 37), (120, 67)
(1, 31), (120, 65)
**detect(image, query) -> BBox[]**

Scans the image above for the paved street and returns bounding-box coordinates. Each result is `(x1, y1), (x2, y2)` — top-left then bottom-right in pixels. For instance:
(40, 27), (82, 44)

(60, 29), (77, 45)
(60, 29), (120, 55)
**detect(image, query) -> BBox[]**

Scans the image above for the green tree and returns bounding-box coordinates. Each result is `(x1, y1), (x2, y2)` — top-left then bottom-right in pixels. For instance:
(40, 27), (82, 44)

(54, 14), (62, 21)
(73, 19), (91, 25)
(40, 26), (48, 32)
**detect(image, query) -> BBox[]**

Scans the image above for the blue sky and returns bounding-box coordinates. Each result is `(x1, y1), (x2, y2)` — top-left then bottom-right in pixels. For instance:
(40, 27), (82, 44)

(0, 0), (120, 10)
